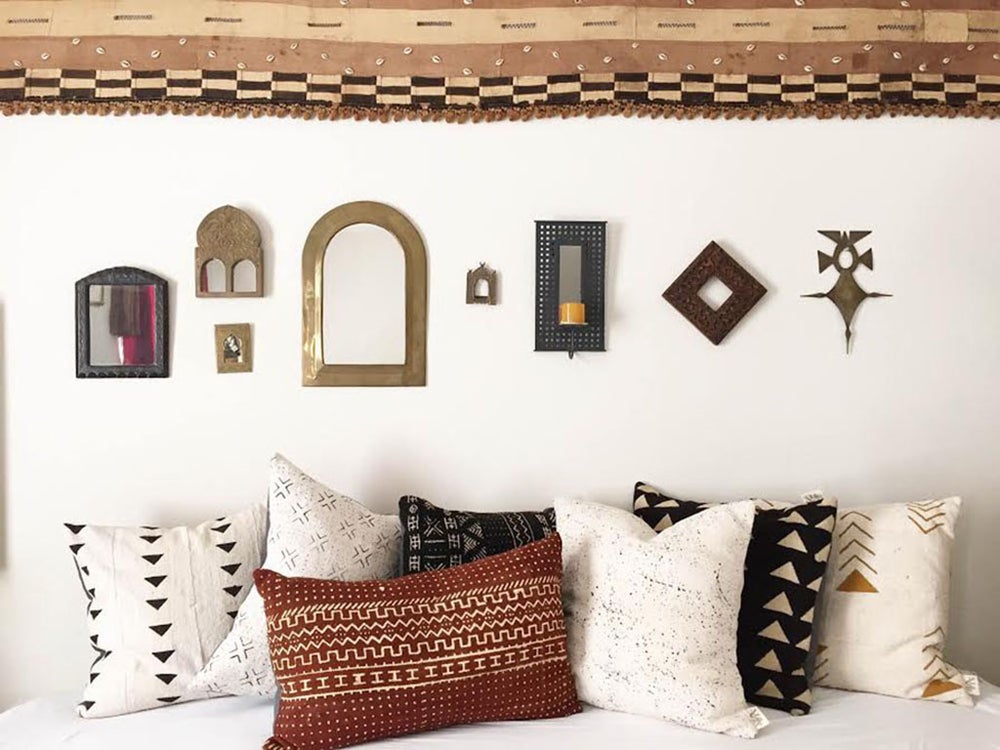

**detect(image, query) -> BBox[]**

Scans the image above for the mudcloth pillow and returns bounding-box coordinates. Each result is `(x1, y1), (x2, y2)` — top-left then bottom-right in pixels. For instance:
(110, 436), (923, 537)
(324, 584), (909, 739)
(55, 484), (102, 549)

(190, 454), (400, 697)
(400, 495), (556, 574)
(65, 503), (267, 718)
(556, 497), (766, 739)
(255, 534), (580, 749)
(813, 497), (977, 705)
(633, 482), (838, 715)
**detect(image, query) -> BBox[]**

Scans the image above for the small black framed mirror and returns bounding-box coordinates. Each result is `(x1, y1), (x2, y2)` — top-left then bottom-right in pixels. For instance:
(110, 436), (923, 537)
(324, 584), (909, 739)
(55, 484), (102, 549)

(76, 266), (169, 378)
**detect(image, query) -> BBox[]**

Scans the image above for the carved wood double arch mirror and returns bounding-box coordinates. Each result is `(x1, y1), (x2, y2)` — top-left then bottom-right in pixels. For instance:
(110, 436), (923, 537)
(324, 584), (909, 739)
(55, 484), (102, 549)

(302, 201), (427, 387)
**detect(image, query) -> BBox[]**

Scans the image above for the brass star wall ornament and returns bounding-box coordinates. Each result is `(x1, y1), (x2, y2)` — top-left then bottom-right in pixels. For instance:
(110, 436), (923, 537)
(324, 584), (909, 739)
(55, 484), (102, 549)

(802, 230), (891, 354)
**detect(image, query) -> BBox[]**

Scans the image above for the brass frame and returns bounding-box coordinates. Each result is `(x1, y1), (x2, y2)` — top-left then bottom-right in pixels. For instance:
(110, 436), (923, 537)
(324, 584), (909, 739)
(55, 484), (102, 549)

(302, 201), (427, 387)
(215, 323), (253, 374)
(466, 262), (498, 305)
(195, 205), (264, 298)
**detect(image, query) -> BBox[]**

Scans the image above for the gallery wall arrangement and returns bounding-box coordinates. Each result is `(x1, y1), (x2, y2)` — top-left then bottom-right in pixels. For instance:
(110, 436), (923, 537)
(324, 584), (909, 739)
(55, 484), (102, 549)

(3, 1), (1000, 121)
(72, 208), (890, 379)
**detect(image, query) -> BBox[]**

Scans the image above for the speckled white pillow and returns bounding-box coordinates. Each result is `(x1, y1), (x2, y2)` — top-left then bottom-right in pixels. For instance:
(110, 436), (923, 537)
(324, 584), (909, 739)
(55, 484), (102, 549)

(555, 498), (767, 739)
(189, 454), (400, 697)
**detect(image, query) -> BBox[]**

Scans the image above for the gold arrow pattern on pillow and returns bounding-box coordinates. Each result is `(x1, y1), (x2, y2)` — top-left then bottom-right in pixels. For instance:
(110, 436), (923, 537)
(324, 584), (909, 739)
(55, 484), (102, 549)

(835, 511), (878, 594)
(907, 500), (949, 535)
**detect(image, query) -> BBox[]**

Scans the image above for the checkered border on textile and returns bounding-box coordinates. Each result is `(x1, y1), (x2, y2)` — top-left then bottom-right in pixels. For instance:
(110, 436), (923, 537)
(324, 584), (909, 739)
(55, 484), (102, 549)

(2, 69), (1000, 111)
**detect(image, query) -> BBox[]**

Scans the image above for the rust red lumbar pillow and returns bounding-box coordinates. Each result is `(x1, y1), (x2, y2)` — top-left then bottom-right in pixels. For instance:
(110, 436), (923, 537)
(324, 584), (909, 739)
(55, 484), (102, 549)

(254, 534), (580, 749)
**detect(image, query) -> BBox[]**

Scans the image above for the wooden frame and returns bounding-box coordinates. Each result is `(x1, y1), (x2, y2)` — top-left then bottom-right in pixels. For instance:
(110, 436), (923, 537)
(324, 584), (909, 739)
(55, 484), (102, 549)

(662, 241), (766, 346)
(215, 323), (253, 374)
(76, 266), (169, 378)
(302, 201), (427, 387)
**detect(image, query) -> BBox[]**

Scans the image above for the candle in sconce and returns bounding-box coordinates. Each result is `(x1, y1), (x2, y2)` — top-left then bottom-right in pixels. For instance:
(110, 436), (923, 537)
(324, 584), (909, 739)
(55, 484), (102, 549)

(559, 302), (586, 326)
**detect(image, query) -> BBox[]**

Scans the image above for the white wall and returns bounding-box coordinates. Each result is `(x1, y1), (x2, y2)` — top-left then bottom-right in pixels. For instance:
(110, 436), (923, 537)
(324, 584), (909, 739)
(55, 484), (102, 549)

(0, 112), (998, 711)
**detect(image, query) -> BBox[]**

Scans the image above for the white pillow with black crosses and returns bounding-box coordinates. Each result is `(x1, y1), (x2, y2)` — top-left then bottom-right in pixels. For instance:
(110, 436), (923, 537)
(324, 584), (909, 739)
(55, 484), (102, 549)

(189, 454), (401, 697)
(65, 503), (267, 718)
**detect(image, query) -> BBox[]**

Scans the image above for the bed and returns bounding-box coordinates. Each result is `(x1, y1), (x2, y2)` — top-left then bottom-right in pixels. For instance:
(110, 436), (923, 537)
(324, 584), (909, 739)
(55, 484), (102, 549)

(3, 683), (1000, 749)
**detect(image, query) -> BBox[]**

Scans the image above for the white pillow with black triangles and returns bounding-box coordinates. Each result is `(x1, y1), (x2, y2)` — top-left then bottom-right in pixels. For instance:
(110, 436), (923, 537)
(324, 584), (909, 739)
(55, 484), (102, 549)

(64, 503), (267, 718)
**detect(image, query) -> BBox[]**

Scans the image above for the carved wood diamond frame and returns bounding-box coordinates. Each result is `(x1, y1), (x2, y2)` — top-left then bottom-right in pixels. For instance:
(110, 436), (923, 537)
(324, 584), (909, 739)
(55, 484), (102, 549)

(662, 241), (766, 346)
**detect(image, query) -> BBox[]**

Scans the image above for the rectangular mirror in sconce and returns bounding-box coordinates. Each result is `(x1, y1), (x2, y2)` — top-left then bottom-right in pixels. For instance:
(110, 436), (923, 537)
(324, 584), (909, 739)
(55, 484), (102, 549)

(557, 245), (584, 325)
(534, 221), (606, 359)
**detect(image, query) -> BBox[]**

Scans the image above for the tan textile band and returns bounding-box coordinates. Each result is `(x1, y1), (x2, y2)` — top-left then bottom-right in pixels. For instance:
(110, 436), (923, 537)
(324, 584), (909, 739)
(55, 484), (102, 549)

(1, 0), (999, 119)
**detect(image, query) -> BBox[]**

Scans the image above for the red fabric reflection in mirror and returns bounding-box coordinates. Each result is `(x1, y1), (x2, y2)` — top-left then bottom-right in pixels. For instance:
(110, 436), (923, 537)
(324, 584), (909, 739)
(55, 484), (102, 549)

(111, 285), (156, 366)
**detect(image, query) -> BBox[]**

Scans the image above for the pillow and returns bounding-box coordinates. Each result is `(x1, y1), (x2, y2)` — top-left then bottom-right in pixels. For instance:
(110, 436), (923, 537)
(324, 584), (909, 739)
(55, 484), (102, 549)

(65, 503), (267, 718)
(813, 497), (977, 705)
(633, 483), (837, 715)
(190, 454), (400, 697)
(400, 495), (557, 574)
(255, 534), (580, 749)
(555, 497), (766, 739)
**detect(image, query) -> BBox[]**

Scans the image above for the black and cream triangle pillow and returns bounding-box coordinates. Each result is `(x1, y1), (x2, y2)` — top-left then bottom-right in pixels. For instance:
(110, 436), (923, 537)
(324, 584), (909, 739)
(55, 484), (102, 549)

(634, 482), (837, 715)
(65, 503), (266, 718)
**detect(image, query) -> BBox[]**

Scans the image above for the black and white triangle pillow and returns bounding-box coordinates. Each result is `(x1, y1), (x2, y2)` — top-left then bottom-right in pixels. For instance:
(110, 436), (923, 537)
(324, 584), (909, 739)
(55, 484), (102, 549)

(633, 482), (837, 715)
(65, 503), (267, 718)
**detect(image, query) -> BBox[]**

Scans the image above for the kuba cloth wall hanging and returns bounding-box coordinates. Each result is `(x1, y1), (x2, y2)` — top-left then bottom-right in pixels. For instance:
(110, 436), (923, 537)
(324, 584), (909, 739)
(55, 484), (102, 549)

(2, 1), (1000, 121)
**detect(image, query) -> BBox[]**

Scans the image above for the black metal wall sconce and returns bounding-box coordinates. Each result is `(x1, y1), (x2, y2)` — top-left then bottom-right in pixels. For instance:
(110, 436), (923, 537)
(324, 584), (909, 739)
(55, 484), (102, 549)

(534, 220), (607, 359)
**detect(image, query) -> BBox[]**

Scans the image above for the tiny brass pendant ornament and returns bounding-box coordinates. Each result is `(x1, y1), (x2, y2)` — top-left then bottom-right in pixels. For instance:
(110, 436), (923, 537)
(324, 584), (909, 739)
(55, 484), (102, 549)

(802, 230), (891, 354)
(466, 263), (498, 305)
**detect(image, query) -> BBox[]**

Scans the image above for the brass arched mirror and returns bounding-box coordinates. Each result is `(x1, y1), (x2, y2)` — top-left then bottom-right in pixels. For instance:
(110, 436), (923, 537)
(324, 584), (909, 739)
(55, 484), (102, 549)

(302, 201), (427, 387)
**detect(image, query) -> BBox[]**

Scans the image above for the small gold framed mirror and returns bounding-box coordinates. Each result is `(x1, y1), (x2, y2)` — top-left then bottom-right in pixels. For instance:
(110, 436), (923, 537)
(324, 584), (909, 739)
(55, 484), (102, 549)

(302, 201), (427, 387)
(215, 323), (253, 374)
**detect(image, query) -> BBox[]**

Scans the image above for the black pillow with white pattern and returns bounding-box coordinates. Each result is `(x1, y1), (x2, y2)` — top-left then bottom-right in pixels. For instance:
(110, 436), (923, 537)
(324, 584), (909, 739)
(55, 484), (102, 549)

(400, 496), (557, 574)
(633, 482), (837, 715)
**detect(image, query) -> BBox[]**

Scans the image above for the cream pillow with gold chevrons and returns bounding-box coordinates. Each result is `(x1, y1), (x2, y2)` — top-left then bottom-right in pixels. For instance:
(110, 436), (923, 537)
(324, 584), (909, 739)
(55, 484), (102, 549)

(813, 497), (977, 705)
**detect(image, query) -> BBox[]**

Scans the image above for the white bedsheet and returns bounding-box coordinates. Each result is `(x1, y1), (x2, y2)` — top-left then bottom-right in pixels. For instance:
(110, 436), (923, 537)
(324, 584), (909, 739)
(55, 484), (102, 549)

(2, 684), (999, 749)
